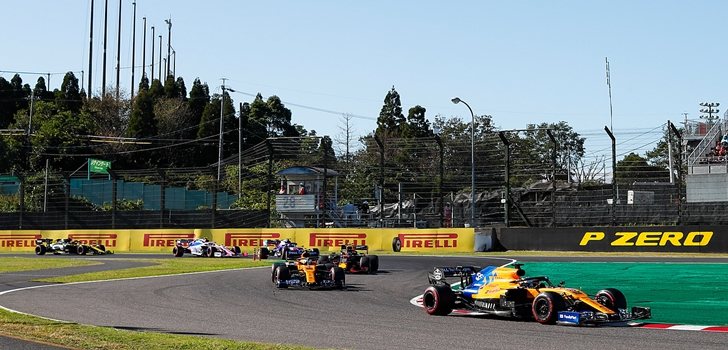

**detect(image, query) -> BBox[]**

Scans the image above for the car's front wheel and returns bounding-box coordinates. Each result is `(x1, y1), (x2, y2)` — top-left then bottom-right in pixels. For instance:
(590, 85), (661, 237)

(532, 292), (565, 324)
(595, 288), (627, 310)
(273, 266), (290, 288)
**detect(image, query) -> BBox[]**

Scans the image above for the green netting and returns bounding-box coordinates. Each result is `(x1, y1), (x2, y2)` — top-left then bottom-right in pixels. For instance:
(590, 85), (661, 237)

(522, 262), (728, 326)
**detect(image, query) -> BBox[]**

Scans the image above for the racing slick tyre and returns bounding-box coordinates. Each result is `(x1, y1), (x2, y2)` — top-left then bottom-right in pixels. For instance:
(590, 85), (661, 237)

(258, 247), (269, 260)
(368, 255), (379, 274)
(359, 256), (370, 272)
(35, 245), (46, 255)
(331, 267), (345, 289)
(273, 266), (290, 288)
(532, 292), (566, 324)
(76, 245), (87, 255)
(312, 248), (320, 255)
(173, 246), (184, 257)
(207, 246), (217, 257)
(233, 246), (241, 255)
(282, 250), (289, 260)
(392, 237), (402, 252)
(423, 284), (454, 316)
(595, 288), (627, 310)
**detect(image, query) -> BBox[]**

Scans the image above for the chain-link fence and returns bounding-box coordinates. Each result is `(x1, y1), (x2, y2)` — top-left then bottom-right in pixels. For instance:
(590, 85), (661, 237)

(4, 123), (728, 229)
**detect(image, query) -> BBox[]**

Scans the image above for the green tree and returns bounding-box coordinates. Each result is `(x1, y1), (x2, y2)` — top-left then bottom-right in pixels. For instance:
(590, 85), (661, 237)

(127, 88), (157, 138)
(175, 77), (187, 100)
(55, 72), (82, 113)
(616, 152), (670, 185)
(149, 79), (164, 100)
(0, 77), (16, 128)
(646, 126), (682, 169)
(376, 86), (405, 136)
(188, 78), (209, 138)
(512, 121), (585, 184)
(33, 77), (52, 101)
(163, 74), (179, 98)
(403, 105), (433, 138)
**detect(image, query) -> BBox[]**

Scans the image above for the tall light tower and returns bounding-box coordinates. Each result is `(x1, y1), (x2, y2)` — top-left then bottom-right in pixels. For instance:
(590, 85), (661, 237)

(150, 26), (155, 81)
(699, 102), (720, 124)
(451, 97), (476, 228)
(165, 18), (172, 78)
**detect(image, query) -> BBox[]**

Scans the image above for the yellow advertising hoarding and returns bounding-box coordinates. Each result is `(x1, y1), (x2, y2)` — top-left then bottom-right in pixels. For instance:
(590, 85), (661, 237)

(0, 228), (475, 253)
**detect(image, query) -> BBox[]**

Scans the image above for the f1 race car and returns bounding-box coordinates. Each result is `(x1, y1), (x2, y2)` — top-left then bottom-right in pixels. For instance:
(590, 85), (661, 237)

(257, 239), (310, 260)
(321, 244), (379, 274)
(35, 238), (113, 255)
(422, 262), (651, 326)
(172, 238), (242, 257)
(271, 251), (345, 289)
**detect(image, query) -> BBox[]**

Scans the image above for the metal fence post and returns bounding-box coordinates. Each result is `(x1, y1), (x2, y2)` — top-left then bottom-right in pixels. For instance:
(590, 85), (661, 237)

(266, 140), (273, 228)
(374, 134), (385, 227)
(64, 174), (70, 229)
(669, 121), (683, 225)
(18, 174), (24, 229)
(158, 170), (166, 228)
(604, 126), (616, 226)
(498, 132), (510, 227)
(435, 135), (444, 228)
(546, 130), (558, 227)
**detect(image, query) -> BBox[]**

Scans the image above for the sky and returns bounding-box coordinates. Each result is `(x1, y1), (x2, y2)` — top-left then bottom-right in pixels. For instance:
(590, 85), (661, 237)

(3, 0), (727, 160)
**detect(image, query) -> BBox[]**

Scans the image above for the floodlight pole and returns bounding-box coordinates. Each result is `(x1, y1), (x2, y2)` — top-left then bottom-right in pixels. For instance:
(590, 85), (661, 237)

(452, 97), (476, 228)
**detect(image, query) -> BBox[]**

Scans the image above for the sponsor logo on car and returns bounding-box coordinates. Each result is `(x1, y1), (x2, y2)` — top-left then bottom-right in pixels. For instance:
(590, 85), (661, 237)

(309, 233), (366, 247)
(0, 234), (42, 248)
(579, 231), (713, 247)
(143, 233), (195, 247)
(285, 279), (301, 286)
(68, 233), (117, 247)
(396, 233), (458, 249)
(224, 232), (281, 247)
(557, 311), (581, 324)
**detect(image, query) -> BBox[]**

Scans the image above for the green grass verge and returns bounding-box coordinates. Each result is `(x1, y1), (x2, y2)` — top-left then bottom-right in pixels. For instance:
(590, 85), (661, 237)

(0, 308), (312, 350)
(1, 257), (312, 349)
(35, 258), (272, 283)
(0, 257), (101, 273)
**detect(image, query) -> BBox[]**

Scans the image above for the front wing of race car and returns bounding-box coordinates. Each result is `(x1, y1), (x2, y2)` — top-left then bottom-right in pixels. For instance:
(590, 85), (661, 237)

(556, 306), (652, 326)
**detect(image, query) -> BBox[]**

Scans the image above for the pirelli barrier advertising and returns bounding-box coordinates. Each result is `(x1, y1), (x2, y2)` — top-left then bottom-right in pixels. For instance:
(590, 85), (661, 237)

(498, 226), (728, 253)
(0, 228), (475, 253)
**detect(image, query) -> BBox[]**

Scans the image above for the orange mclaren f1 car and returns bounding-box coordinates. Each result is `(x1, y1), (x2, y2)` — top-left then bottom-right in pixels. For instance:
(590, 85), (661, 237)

(422, 262), (651, 326)
(271, 251), (345, 289)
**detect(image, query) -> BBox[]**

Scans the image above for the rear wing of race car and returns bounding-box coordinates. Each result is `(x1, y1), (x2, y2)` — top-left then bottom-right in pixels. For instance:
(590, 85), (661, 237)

(35, 238), (54, 245)
(427, 266), (479, 285)
(340, 244), (368, 252)
(175, 239), (195, 247)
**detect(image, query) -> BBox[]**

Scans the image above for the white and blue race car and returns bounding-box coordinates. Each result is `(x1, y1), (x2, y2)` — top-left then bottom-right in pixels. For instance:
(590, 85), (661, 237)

(172, 238), (241, 258)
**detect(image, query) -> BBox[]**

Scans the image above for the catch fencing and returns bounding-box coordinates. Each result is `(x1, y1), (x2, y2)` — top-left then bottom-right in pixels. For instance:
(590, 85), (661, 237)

(2, 122), (727, 229)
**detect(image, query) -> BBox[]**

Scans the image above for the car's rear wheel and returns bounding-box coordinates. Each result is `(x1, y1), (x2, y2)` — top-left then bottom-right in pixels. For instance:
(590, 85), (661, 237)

(273, 266), (290, 288)
(368, 255), (379, 274)
(331, 267), (345, 289)
(532, 292), (565, 324)
(359, 256), (370, 271)
(76, 245), (86, 255)
(392, 237), (402, 252)
(595, 288), (627, 310)
(35, 245), (46, 255)
(233, 246), (241, 255)
(258, 247), (269, 259)
(423, 284), (455, 316)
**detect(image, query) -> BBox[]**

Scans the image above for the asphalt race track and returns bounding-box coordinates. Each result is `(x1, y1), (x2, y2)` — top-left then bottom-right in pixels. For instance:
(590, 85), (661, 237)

(1, 255), (727, 350)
